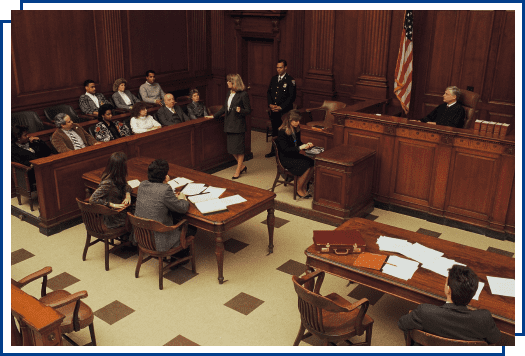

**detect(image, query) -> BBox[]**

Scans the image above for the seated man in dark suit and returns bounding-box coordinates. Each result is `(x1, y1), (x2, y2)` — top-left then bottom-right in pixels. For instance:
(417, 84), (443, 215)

(156, 94), (189, 126)
(398, 264), (501, 344)
(134, 159), (196, 264)
(12, 125), (54, 166)
(79, 79), (111, 116)
(420, 86), (465, 128)
(50, 113), (101, 153)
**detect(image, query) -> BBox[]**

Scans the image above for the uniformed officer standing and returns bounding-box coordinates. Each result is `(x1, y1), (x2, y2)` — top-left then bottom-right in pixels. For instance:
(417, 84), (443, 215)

(265, 59), (296, 158)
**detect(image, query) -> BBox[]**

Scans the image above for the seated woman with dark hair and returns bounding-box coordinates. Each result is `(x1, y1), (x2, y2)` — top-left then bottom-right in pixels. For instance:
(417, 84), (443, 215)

(89, 151), (132, 229)
(94, 104), (132, 142)
(130, 101), (161, 134)
(276, 110), (315, 198)
(12, 125), (54, 166)
(135, 159), (194, 253)
(112, 78), (140, 110)
(187, 88), (209, 120)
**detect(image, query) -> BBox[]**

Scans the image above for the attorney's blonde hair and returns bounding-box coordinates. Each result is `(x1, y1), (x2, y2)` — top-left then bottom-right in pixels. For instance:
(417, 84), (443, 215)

(227, 73), (245, 92)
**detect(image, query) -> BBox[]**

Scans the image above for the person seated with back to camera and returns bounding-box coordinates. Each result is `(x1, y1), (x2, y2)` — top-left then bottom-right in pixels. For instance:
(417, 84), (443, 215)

(12, 125), (54, 166)
(112, 78), (140, 110)
(93, 104), (132, 142)
(134, 159), (197, 264)
(156, 93), (190, 126)
(276, 110), (315, 199)
(398, 264), (501, 345)
(89, 151), (132, 230)
(187, 88), (209, 120)
(129, 101), (161, 134)
(51, 113), (102, 153)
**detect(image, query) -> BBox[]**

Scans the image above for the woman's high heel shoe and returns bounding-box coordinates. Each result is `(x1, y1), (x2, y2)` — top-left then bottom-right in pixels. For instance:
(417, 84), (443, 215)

(240, 166), (247, 174)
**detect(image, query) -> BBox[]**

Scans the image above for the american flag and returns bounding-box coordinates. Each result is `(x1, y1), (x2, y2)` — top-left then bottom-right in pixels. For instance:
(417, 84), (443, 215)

(394, 11), (413, 114)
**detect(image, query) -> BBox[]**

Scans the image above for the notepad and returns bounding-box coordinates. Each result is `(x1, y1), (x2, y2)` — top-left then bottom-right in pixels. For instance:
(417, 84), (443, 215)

(219, 195), (247, 206)
(127, 179), (140, 189)
(381, 255), (419, 280)
(202, 186), (226, 199)
(181, 183), (207, 196)
(188, 194), (216, 204)
(353, 253), (387, 270)
(487, 276), (515, 297)
(167, 177), (193, 190)
(195, 199), (228, 215)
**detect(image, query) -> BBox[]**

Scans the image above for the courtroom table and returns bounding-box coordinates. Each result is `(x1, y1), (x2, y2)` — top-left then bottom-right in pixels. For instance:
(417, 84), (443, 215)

(305, 218), (515, 337)
(82, 157), (276, 284)
(313, 144), (376, 219)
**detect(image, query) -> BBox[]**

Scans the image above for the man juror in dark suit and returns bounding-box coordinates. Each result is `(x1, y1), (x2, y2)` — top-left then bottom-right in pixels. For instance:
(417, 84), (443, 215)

(420, 86), (465, 128)
(398, 264), (501, 344)
(265, 59), (296, 158)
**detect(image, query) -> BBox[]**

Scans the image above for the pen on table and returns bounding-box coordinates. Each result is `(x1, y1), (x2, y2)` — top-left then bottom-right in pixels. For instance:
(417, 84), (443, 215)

(385, 262), (397, 267)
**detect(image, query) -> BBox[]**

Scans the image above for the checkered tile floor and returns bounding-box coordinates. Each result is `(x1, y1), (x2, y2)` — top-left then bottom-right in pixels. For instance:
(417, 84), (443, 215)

(10, 131), (516, 347)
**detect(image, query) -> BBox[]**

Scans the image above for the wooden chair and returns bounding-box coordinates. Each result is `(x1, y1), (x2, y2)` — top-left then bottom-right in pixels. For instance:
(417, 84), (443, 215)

(305, 101), (347, 129)
(461, 90), (481, 129)
(127, 213), (196, 290)
(208, 105), (223, 116)
(292, 270), (374, 346)
(12, 162), (37, 211)
(76, 198), (131, 271)
(406, 329), (489, 346)
(12, 266), (96, 346)
(270, 138), (299, 200)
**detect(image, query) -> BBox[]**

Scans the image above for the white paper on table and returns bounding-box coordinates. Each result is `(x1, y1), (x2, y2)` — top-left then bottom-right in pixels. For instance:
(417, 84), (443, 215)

(168, 177), (194, 190)
(202, 186), (226, 199)
(219, 195), (247, 207)
(381, 255), (419, 280)
(195, 199), (228, 215)
(402, 243), (444, 263)
(421, 257), (465, 277)
(188, 194), (216, 204)
(376, 235), (413, 254)
(127, 179), (141, 189)
(487, 276), (515, 297)
(472, 282), (485, 300)
(181, 183), (207, 196)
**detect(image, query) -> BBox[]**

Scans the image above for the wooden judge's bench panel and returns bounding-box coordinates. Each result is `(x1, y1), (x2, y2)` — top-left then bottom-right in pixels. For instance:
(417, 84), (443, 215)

(330, 112), (515, 236)
(31, 117), (250, 235)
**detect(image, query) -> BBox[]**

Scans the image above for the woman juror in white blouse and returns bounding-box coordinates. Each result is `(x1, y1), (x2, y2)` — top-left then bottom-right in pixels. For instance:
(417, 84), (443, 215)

(130, 102), (161, 134)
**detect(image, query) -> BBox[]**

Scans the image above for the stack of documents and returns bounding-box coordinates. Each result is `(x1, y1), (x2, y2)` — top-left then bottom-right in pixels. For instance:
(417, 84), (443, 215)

(181, 183), (207, 195)
(487, 276), (515, 297)
(194, 194), (247, 215)
(377, 235), (414, 254)
(421, 257), (465, 277)
(382, 255), (419, 280)
(167, 177), (193, 190)
(188, 187), (226, 204)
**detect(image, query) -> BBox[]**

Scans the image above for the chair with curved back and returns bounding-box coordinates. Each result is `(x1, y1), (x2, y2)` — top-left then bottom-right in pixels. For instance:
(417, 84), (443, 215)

(305, 101), (347, 129)
(12, 162), (37, 212)
(461, 90), (481, 129)
(406, 329), (489, 346)
(76, 198), (131, 271)
(44, 104), (85, 124)
(270, 138), (299, 200)
(12, 266), (96, 346)
(292, 270), (374, 346)
(127, 213), (196, 290)
(11, 111), (49, 132)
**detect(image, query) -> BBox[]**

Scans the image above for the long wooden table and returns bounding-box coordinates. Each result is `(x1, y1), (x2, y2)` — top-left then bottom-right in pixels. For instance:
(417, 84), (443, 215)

(82, 157), (276, 284)
(305, 218), (515, 337)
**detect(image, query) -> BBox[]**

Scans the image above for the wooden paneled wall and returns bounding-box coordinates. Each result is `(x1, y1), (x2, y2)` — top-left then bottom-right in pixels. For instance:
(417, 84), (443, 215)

(12, 10), (514, 129)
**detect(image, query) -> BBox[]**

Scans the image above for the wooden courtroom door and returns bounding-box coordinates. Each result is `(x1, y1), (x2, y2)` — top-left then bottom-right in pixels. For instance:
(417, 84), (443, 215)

(243, 38), (275, 130)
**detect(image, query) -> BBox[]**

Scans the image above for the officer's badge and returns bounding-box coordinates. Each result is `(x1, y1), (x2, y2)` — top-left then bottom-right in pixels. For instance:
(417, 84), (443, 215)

(283, 83), (287, 88)
(292, 80), (296, 86)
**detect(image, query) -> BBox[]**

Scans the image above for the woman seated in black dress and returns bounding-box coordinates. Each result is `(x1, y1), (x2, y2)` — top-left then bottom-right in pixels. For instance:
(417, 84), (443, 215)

(276, 110), (315, 198)
(93, 104), (132, 142)
(187, 88), (209, 120)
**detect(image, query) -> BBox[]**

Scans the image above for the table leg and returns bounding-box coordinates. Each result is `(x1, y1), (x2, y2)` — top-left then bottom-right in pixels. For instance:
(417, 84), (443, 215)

(267, 208), (275, 253)
(215, 232), (225, 284)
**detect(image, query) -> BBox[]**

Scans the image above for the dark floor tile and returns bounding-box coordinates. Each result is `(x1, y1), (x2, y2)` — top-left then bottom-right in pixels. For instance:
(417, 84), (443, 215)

(111, 245), (138, 260)
(94, 300), (135, 325)
(303, 334), (324, 346)
(11, 248), (35, 266)
(46, 272), (80, 291)
(416, 228), (442, 238)
(224, 292), (264, 316)
(164, 266), (198, 285)
(487, 247), (514, 258)
(364, 214), (379, 221)
(261, 216), (290, 228)
(223, 238), (249, 254)
(164, 335), (200, 346)
(348, 285), (385, 306)
(277, 259), (307, 276)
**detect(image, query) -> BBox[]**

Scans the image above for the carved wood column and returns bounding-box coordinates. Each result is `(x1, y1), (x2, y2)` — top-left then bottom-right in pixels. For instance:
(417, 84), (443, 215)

(190, 10), (207, 76)
(355, 10), (392, 99)
(100, 11), (125, 83)
(303, 10), (336, 95)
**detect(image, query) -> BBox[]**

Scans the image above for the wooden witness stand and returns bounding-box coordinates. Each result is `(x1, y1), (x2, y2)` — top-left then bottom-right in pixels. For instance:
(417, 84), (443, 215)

(11, 284), (64, 346)
(26, 114), (252, 235)
(82, 157), (276, 284)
